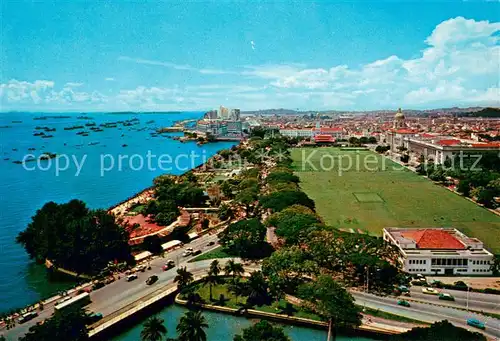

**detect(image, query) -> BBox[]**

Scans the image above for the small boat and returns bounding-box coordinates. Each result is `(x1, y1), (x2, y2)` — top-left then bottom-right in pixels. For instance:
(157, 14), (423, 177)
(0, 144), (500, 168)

(82, 133), (89, 136)
(33, 132), (45, 136)
(4, 158), (9, 161)
(41, 135), (54, 138)
(12, 160), (22, 164)
(122, 144), (128, 147)
(28, 148), (36, 151)
(11, 120), (22, 123)
(88, 142), (100, 146)
(12, 148), (17, 151)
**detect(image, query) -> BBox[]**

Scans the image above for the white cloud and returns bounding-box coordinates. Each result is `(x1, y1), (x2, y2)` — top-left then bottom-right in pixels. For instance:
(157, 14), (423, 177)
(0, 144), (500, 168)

(64, 82), (84, 88)
(118, 56), (238, 75)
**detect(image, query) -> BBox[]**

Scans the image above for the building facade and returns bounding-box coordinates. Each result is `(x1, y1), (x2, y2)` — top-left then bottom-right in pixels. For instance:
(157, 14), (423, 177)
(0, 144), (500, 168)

(383, 228), (493, 275)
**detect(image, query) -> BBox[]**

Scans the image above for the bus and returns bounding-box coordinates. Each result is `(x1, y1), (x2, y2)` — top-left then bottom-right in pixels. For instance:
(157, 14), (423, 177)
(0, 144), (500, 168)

(54, 292), (91, 312)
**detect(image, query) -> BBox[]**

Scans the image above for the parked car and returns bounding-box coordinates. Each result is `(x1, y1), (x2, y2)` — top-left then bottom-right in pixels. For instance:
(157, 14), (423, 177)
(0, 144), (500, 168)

(467, 318), (485, 330)
(422, 287), (439, 295)
(146, 275), (159, 285)
(182, 250), (192, 257)
(162, 260), (175, 271)
(136, 265), (147, 272)
(186, 247), (194, 252)
(207, 241), (215, 246)
(87, 312), (103, 324)
(439, 293), (455, 301)
(397, 300), (411, 307)
(18, 312), (38, 324)
(192, 250), (202, 256)
(126, 274), (138, 282)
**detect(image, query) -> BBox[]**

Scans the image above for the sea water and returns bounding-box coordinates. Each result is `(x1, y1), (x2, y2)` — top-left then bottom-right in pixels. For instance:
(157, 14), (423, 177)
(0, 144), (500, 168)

(0, 111), (235, 312)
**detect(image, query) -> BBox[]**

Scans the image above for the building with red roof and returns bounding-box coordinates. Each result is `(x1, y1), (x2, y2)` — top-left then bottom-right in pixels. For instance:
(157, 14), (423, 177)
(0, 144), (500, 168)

(383, 228), (493, 276)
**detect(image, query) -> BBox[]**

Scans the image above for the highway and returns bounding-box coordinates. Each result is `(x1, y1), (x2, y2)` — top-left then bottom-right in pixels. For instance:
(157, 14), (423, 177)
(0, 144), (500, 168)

(3, 231), (500, 340)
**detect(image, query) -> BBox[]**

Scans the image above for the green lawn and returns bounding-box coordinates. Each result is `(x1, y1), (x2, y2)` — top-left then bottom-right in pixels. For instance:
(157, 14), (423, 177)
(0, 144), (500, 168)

(188, 246), (232, 263)
(362, 307), (429, 325)
(291, 148), (500, 253)
(185, 281), (323, 321)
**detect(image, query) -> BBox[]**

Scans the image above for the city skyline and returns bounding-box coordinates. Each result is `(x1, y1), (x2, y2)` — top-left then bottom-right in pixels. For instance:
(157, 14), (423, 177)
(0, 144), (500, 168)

(1, 1), (499, 112)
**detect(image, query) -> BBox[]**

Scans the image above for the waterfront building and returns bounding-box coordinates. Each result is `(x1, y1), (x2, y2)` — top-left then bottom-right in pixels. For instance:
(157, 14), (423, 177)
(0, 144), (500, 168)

(383, 228), (494, 275)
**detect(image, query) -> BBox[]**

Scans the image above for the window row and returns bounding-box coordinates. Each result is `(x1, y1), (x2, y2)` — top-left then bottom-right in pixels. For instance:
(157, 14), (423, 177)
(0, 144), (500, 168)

(431, 258), (468, 266)
(408, 268), (425, 272)
(472, 260), (490, 265)
(472, 269), (490, 273)
(409, 259), (426, 265)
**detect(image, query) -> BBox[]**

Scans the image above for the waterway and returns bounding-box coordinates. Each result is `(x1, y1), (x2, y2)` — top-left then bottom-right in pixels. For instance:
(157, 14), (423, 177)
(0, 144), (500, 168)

(0, 112), (236, 313)
(111, 304), (375, 341)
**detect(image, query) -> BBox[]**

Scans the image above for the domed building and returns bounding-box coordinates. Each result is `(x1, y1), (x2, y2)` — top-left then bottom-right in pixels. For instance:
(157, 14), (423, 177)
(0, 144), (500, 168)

(393, 108), (406, 129)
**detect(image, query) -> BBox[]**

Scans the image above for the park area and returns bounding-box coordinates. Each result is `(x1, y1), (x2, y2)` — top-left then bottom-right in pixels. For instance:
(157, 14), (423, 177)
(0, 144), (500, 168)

(290, 147), (500, 253)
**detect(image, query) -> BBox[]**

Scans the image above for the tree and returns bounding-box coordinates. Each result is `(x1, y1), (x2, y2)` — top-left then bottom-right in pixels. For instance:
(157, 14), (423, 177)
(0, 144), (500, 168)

(266, 171), (299, 185)
(218, 203), (233, 221)
(262, 246), (317, 298)
(298, 275), (361, 341)
(224, 259), (245, 283)
(259, 190), (315, 212)
(272, 211), (321, 245)
(143, 235), (163, 254)
(220, 181), (234, 199)
(205, 260), (222, 301)
(176, 310), (209, 341)
(141, 316), (168, 341)
(218, 219), (268, 258)
(20, 306), (89, 341)
(233, 320), (290, 341)
(16, 200), (133, 275)
(457, 179), (471, 197)
(246, 271), (271, 307)
(174, 267), (194, 293)
(476, 187), (496, 208)
(390, 320), (486, 341)
(228, 278), (247, 305)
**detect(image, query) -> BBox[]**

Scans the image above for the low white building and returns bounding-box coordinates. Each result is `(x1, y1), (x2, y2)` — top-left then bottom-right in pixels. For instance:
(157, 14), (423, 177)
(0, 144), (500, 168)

(279, 128), (314, 138)
(383, 228), (493, 276)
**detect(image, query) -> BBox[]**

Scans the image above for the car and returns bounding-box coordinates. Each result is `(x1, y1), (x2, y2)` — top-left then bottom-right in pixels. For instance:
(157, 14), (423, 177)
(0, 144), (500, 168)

(397, 300), (411, 307)
(182, 250), (192, 257)
(207, 241), (215, 246)
(136, 265), (147, 272)
(467, 318), (485, 330)
(162, 260), (175, 271)
(439, 293), (455, 301)
(18, 311), (38, 324)
(146, 275), (158, 285)
(87, 312), (103, 324)
(422, 287), (439, 295)
(186, 247), (194, 252)
(126, 274), (138, 282)
(398, 285), (409, 293)
(57, 296), (72, 305)
(192, 250), (202, 256)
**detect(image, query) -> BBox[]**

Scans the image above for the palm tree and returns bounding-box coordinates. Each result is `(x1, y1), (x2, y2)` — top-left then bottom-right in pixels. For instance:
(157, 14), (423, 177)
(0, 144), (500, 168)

(228, 278), (247, 305)
(176, 310), (208, 341)
(140, 316), (167, 341)
(204, 272), (219, 301)
(174, 267), (194, 293)
(224, 259), (244, 283)
(209, 259), (221, 277)
(246, 271), (270, 306)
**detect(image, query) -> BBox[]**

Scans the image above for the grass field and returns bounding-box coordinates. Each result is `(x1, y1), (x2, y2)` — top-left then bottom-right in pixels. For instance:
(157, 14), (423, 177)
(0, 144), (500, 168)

(188, 246), (232, 263)
(291, 147), (500, 253)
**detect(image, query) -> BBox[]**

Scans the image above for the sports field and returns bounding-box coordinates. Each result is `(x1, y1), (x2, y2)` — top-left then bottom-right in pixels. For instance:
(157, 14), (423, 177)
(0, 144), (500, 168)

(291, 148), (500, 253)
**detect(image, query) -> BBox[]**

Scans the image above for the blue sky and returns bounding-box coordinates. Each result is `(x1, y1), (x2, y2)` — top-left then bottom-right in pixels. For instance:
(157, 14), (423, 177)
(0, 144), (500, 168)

(1, 1), (499, 112)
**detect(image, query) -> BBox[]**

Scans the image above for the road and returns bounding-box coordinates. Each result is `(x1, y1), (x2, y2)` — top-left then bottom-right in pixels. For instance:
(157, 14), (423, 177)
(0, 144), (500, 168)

(406, 286), (500, 314)
(3, 232), (226, 340)
(3, 231), (500, 340)
(353, 291), (500, 340)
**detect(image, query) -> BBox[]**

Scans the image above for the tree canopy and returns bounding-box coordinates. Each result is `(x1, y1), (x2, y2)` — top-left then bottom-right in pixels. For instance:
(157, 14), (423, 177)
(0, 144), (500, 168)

(391, 320), (486, 341)
(16, 200), (133, 275)
(259, 190), (315, 212)
(233, 320), (290, 341)
(218, 219), (271, 259)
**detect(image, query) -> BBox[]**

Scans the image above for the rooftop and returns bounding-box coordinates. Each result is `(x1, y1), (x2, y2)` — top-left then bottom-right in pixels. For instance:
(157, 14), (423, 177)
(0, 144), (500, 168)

(400, 229), (466, 250)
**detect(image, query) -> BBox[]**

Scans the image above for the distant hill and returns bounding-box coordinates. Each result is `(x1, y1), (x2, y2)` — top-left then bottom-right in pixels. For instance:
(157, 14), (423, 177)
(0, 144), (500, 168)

(242, 107), (492, 116)
(458, 107), (500, 118)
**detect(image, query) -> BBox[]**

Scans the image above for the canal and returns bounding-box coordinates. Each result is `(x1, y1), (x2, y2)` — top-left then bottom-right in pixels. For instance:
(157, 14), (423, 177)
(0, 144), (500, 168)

(111, 304), (377, 341)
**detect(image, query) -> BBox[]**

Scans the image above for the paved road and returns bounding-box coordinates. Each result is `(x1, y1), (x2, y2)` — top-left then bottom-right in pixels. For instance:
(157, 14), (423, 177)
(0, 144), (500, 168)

(4, 233), (500, 341)
(3, 232), (225, 340)
(406, 286), (500, 314)
(353, 291), (500, 340)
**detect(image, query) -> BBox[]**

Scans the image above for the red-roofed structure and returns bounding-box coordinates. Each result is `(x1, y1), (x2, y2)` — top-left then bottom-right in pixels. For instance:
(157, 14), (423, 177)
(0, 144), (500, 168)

(437, 139), (461, 146)
(314, 134), (335, 143)
(401, 229), (465, 250)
